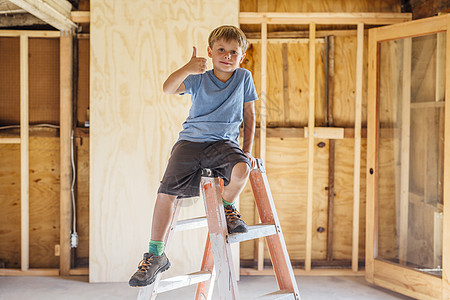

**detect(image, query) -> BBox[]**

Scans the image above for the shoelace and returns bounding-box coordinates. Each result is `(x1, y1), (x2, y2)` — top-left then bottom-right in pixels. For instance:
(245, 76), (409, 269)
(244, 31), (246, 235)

(225, 206), (242, 222)
(137, 256), (153, 273)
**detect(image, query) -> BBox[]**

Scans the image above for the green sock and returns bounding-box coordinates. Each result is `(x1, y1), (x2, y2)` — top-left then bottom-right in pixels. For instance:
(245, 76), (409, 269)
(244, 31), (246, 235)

(149, 240), (165, 256)
(222, 198), (235, 207)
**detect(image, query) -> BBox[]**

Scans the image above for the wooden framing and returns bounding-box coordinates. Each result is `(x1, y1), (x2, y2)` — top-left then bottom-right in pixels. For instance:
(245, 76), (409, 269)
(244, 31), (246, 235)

(9, 0), (77, 31)
(255, 21), (268, 272)
(241, 268), (364, 276)
(71, 11), (90, 23)
(20, 33), (29, 272)
(399, 37), (412, 264)
(305, 22), (316, 272)
(240, 12), (412, 275)
(0, 29), (74, 277)
(59, 30), (73, 276)
(240, 12), (412, 25)
(352, 23), (364, 272)
(443, 18), (450, 300)
(366, 14), (450, 299)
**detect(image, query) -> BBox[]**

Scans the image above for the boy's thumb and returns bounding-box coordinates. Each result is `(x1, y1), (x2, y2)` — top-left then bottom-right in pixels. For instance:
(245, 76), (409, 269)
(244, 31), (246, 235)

(192, 46), (197, 58)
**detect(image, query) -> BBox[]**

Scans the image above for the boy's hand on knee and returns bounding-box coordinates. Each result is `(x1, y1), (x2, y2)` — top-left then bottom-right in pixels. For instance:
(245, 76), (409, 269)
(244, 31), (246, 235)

(183, 46), (207, 75)
(244, 151), (256, 169)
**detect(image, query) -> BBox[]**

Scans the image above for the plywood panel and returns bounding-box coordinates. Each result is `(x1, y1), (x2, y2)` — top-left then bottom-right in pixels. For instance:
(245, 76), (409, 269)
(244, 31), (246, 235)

(29, 137), (60, 268)
(241, 40), (325, 128)
(240, 137), (328, 261)
(377, 137), (399, 259)
(28, 38), (60, 125)
(0, 37), (60, 126)
(333, 138), (367, 260)
(90, 0), (239, 282)
(0, 37), (20, 126)
(75, 135), (89, 264)
(76, 38), (90, 128)
(0, 143), (21, 268)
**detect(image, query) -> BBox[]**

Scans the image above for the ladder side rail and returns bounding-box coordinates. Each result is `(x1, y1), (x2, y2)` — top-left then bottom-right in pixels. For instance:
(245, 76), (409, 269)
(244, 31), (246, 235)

(201, 176), (240, 300)
(195, 235), (215, 300)
(149, 199), (183, 300)
(249, 165), (300, 299)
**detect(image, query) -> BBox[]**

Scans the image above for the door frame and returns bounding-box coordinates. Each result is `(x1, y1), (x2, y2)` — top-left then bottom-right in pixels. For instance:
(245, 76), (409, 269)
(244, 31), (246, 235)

(366, 14), (450, 300)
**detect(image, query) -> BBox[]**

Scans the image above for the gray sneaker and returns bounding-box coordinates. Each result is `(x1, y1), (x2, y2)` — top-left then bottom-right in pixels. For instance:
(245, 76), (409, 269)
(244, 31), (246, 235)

(224, 205), (248, 234)
(128, 252), (170, 287)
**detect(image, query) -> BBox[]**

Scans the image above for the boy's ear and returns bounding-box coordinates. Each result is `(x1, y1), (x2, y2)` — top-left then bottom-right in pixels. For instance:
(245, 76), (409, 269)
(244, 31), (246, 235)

(239, 52), (246, 64)
(207, 46), (212, 58)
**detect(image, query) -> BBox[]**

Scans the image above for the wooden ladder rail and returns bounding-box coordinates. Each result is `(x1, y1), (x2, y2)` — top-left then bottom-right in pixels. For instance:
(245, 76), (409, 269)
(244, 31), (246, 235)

(201, 159), (301, 299)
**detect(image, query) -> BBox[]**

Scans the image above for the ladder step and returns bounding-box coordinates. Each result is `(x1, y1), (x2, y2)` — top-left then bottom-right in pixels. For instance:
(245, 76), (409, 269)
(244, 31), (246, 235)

(228, 224), (277, 243)
(174, 216), (208, 232)
(156, 270), (213, 294)
(258, 290), (297, 299)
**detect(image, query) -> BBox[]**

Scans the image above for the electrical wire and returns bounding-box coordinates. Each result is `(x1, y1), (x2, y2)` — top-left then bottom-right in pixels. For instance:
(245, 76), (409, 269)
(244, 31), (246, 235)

(70, 129), (78, 248)
(0, 124), (60, 130)
(70, 130), (77, 234)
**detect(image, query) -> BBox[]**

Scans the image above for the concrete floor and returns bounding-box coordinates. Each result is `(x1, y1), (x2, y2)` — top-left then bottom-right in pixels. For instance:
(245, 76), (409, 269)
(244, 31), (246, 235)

(0, 275), (413, 299)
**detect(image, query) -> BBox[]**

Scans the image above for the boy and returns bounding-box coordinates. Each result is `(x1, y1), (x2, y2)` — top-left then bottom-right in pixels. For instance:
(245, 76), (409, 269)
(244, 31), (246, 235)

(129, 25), (258, 287)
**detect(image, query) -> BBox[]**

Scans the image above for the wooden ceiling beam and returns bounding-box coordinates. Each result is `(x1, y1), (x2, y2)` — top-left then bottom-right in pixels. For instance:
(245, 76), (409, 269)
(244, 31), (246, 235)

(9, 0), (77, 31)
(240, 12), (412, 25)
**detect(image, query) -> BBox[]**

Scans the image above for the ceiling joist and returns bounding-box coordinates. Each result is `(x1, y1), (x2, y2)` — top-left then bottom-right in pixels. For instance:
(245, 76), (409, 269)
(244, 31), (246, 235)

(8, 0), (77, 31)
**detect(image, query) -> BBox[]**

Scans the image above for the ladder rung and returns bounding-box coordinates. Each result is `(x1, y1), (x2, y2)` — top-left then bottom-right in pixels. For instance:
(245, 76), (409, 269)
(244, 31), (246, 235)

(174, 217), (208, 232)
(258, 290), (297, 299)
(228, 224), (277, 243)
(156, 271), (212, 294)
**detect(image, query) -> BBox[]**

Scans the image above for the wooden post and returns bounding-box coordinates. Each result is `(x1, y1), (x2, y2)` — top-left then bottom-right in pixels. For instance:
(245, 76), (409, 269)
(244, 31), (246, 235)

(282, 43), (290, 123)
(365, 28), (378, 284)
(60, 30), (73, 276)
(352, 23), (364, 272)
(305, 22), (316, 272)
(255, 21), (268, 272)
(260, 22), (267, 163)
(442, 22), (450, 300)
(20, 34), (29, 272)
(399, 37), (411, 264)
(326, 36), (335, 263)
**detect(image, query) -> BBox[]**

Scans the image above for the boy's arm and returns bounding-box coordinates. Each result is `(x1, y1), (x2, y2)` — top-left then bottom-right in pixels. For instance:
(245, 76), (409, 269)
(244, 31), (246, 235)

(243, 101), (256, 168)
(163, 46), (207, 94)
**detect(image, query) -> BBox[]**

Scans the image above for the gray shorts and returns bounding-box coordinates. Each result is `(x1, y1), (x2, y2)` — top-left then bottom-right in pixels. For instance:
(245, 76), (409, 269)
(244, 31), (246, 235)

(157, 140), (250, 198)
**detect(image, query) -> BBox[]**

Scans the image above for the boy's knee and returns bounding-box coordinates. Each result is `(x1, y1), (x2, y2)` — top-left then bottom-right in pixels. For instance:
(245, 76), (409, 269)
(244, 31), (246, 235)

(232, 162), (250, 181)
(157, 193), (177, 204)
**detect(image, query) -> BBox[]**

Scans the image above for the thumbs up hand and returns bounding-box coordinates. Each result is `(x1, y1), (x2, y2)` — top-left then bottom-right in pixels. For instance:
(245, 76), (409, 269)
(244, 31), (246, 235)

(183, 46), (207, 75)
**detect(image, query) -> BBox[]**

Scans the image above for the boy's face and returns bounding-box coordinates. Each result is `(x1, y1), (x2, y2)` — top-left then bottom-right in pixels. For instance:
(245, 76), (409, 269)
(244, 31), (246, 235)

(207, 38), (246, 74)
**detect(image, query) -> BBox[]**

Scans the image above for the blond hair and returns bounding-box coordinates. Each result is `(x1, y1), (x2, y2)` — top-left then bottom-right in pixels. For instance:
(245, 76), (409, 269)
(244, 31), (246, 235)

(208, 25), (248, 53)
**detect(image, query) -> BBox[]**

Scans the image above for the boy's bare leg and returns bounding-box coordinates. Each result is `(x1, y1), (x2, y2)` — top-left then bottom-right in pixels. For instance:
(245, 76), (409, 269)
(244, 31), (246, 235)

(151, 193), (177, 241)
(222, 162), (250, 203)
(129, 193), (175, 287)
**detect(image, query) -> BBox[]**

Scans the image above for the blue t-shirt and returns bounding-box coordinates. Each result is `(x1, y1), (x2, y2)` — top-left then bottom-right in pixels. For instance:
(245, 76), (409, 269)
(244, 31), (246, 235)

(178, 68), (258, 143)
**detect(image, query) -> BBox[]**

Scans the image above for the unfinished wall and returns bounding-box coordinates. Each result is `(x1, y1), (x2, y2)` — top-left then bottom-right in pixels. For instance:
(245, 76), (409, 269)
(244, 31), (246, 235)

(89, 0), (239, 282)
(238, 0), (401, 266)
(0, 35), (61, 269)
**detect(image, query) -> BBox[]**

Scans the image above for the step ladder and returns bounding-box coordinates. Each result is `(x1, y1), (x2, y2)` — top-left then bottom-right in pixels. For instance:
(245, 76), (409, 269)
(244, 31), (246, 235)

(137, 158), (300, 300)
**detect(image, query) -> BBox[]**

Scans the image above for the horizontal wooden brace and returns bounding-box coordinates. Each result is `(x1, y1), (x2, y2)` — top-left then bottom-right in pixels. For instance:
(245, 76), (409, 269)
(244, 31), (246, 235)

(9, 0), (77, 31)
(240, 12), (412, 25)
(0, 137), (21, 144)
(0, 30), (60, 37)
(71, 11), (90, 23)
(0, 268), (59, 276)
(250, 127), (404, 139)
(304, 127), (344, 139)
(240, 267), (365, 276)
